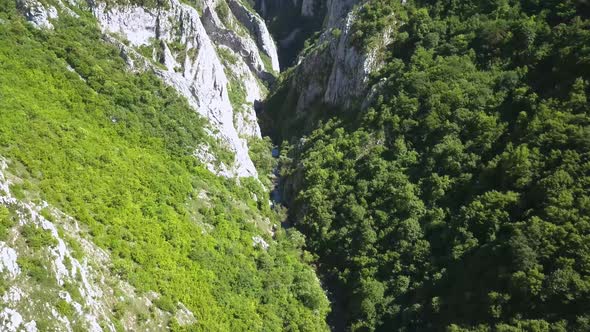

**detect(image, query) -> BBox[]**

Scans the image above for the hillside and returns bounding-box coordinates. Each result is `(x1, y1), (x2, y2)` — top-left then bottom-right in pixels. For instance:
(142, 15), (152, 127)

(260, 0), (590, 331)
(1, 0), (589, 331)
(0, 0), (329, 330)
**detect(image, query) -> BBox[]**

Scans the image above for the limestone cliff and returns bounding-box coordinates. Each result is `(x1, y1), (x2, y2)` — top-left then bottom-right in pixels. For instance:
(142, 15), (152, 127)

(93, 0), (280, 178)
(18, 0), (280, 178)
(259, 0), (396, 140)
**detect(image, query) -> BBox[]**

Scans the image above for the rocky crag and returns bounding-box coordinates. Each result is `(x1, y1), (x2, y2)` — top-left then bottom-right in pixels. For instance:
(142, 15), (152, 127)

(19, 0), (280, 178)
(258, 0), (396, 140)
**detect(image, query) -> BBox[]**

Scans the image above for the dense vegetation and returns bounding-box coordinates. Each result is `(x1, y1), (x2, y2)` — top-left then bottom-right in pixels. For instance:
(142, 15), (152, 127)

(0, 2), (329, 330)
(270, 0), (590, 331)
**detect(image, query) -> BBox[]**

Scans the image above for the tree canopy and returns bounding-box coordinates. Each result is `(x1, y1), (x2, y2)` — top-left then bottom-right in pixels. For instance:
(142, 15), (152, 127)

(273, 0), (590, 330)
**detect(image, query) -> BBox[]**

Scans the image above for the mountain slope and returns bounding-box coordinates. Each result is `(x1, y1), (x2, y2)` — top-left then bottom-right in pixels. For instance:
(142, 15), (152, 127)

(0, 0), (329, 330)
(260, 0), (590, 331)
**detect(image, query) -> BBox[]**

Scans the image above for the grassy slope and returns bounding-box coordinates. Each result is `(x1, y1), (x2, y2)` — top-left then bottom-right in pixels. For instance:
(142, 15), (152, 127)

(0, 3), (329, 331)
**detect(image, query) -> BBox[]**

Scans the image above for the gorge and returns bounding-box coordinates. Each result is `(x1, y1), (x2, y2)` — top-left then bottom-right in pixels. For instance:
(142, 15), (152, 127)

(1, 0), (589, 331)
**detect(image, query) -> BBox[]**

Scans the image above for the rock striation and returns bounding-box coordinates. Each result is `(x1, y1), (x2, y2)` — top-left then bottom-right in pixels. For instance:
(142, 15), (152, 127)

(272, 0), (394, 114)
(18, 0), (280, 178)
(91, 0), (279, 178)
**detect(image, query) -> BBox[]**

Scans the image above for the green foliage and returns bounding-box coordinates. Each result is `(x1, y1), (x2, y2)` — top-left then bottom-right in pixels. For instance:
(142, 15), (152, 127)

(331, 28), (342, 39)
(56, 299), (75, 319)
(275, 0), (590, 331)
(216, 0), (231, 27)
(219, 47), (249, 113)
(154, 296), (176, 313)
(248, 137), (277, 187)
(0, 206), (15, 241)
(63, 282), (83, 304)
(34, 319), (54, 331)
(63, 234), (84, 260)
(228, 76), (247, 110)
(9, 183), (26, 200)
(136, 38), (166, 67)
(351, 0), (405, 49)
(0, 278), (7, 296)
(20, 224), (58, 250)
(217, 46), (239, 66)
(260, 52), (275, 74)
(18, 257), (52, 285)
(0, 5), (328, 331)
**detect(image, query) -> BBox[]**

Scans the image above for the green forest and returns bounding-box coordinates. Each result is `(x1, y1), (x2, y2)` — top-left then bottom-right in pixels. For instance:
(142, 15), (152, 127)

(267, 0), (590, 331)
(0, 1), (329, 330)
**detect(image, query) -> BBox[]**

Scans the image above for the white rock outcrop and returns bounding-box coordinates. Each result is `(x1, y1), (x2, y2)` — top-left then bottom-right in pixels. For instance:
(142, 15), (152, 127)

(200, 4), (267, 79)
(0, 244), (20, 279)
(2, 287), (24, 303)
(285, 0), (393, 113)
(252, 235), (269, 250)
(16, 0), (58, 29)
(0, 309), (24, 332)
(23, 321), (38, 332)
(226, 0), (280, 72)
(90, 0), (278, 178)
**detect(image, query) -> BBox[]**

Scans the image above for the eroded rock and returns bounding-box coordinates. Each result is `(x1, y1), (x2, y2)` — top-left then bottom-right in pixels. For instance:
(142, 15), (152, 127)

(92, 0), (278, 178)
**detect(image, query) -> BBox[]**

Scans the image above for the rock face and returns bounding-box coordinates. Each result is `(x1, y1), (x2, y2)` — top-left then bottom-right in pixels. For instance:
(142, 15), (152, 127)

(301, 0), (317, 17)
(253, 0), (387, 114)
(226, 0), (280, 72)
(256, 0), (399, 142)
(324, 0), (359, 28)
(278, 0), (392, 113)
(16, 0), (58, 29)
(18, 0), (280, 179)
(89, 0), (279, 178)
(254, 0), (326, 67)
